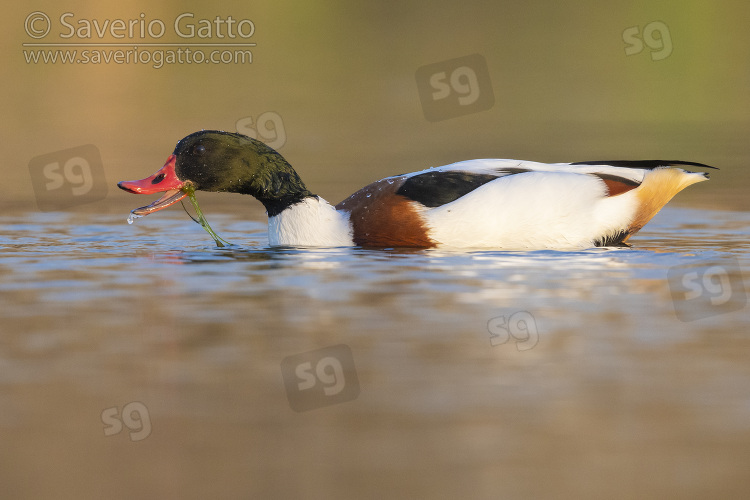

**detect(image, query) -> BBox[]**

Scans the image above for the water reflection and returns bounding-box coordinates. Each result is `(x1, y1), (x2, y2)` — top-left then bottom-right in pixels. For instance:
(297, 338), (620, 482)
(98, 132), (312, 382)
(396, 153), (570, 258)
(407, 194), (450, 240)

(0, 206), (748, 499)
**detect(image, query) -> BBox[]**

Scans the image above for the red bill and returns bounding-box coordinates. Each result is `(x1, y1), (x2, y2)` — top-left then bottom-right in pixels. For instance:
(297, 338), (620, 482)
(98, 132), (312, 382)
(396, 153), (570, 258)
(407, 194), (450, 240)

(118, 154), (188, 215)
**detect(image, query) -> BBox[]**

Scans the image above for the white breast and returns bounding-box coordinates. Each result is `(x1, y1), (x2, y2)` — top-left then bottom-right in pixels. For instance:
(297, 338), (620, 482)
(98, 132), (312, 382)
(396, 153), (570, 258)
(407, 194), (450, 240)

(267, 197), (354, 247)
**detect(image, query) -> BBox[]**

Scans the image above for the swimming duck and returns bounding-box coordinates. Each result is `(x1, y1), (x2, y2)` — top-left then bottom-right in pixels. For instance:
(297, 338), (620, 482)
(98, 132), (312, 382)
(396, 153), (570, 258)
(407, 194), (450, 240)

(117, 130), (714, 249)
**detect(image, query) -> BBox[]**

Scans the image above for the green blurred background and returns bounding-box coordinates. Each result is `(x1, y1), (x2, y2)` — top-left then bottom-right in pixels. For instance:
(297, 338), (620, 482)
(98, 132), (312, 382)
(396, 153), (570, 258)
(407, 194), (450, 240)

(4, 0), (748, 213)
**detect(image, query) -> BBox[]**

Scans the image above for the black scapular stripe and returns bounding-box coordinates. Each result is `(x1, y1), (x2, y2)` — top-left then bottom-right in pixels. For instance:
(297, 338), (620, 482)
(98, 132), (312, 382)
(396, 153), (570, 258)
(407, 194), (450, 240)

(571, 160), (717, 170)
(396, 171), (501, 208)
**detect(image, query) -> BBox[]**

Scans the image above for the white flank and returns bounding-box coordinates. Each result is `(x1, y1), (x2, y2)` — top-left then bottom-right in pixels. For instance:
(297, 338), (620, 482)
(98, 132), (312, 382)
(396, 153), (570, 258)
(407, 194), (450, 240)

(424, 170), (640, 249)
(267, 197), (354, 247)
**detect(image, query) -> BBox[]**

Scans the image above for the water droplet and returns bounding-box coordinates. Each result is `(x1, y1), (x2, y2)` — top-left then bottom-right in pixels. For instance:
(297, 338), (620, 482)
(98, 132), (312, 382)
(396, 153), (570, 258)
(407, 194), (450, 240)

(127, 212), (143, 225)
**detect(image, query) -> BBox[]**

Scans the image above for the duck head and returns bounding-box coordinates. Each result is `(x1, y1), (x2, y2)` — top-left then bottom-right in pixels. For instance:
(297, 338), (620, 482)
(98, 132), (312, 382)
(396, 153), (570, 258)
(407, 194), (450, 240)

(118, 130), (314, 217)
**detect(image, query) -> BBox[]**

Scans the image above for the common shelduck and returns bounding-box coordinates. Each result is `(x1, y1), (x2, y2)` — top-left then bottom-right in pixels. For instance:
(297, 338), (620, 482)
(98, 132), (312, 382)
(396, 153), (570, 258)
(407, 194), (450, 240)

(117, 130), (715, 249)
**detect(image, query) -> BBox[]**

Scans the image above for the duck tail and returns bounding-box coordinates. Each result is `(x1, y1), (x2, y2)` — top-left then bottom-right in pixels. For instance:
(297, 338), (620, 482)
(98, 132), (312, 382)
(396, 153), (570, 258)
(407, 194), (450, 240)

(628, 166), (710, 235)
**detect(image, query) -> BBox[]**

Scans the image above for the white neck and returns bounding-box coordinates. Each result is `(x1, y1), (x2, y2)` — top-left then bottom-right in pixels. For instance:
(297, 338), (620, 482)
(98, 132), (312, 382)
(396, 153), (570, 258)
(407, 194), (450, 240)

(267, 197), (354, 247)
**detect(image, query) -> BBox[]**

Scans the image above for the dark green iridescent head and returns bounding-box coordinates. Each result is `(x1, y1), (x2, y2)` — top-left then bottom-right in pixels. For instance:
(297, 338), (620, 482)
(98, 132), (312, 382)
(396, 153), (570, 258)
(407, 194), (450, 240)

(173, 130), (314, 216)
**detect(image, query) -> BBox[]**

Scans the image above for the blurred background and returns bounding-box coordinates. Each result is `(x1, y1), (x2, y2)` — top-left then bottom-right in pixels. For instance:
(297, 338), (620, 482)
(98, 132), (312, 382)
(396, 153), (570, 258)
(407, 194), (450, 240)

(5, 0), (748, 213)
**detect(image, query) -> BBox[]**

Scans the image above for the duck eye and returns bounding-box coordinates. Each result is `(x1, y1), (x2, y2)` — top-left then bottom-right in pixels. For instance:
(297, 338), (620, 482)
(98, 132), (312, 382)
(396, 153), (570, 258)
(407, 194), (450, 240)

(193, 144), (206, 155)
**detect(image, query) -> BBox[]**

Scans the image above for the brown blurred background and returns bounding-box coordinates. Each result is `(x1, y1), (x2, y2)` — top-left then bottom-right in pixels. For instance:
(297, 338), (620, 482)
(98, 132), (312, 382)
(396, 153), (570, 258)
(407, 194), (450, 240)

(5, 1), (749, 210)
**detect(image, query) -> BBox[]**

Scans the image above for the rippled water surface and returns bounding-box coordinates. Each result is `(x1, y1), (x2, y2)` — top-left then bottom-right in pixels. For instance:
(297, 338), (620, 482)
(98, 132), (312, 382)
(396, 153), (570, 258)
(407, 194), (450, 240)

(1, 206), (749, 499)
